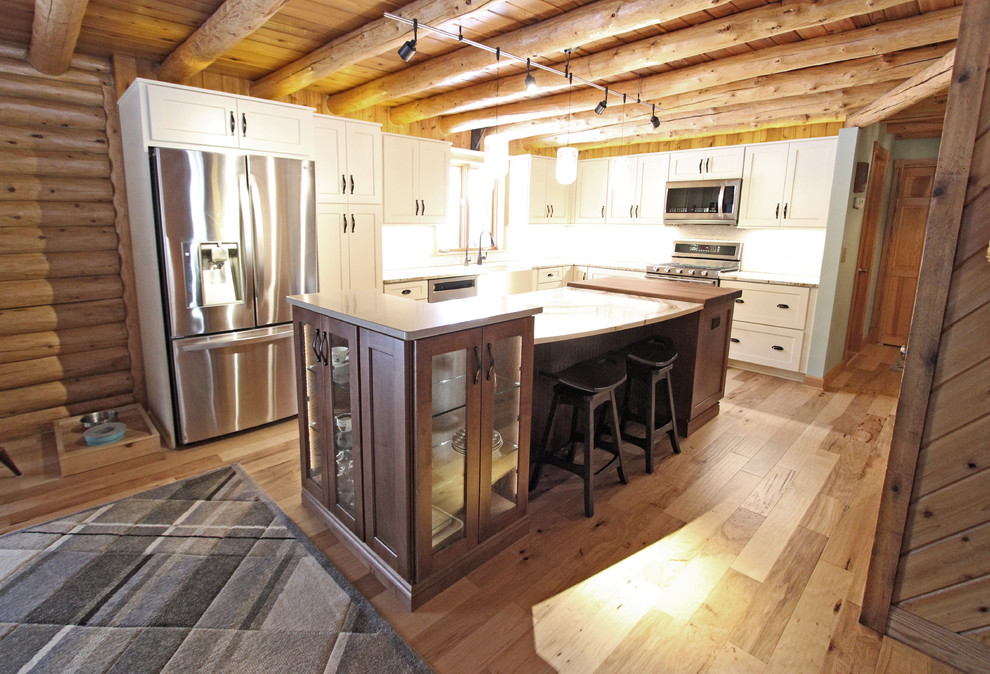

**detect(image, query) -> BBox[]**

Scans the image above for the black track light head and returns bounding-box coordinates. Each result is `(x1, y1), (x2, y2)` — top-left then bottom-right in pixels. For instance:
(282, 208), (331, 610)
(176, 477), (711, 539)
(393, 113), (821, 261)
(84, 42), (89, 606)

(399, 19), (418, 61)
(594, 88), (608, 115)
(525, 58), (538, 93)
(650, 104), (660, 129)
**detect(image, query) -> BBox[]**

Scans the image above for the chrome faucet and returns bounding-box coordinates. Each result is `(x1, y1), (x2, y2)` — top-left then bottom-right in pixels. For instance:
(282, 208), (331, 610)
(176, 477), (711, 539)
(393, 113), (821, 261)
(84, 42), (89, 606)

(477, 230), (495, 265)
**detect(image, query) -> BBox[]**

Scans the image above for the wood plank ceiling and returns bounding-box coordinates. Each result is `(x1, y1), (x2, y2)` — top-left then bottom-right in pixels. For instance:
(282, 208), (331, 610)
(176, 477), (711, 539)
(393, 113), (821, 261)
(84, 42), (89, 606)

(0, 0), (962, 150)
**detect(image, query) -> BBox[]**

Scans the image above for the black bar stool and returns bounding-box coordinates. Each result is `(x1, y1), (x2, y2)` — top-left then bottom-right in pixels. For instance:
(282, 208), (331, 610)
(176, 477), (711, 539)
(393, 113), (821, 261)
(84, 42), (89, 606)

(619, 335), (680, 473)
(530, 354), (628, 517)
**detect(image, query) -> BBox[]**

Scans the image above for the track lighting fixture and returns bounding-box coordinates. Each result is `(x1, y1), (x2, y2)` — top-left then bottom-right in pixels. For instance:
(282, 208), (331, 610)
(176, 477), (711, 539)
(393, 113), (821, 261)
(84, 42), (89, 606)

(651, 103), (660, 129)
(525, 58), (538, 93)
(398, 19), (418, 62)
(594, 88), (608, 115)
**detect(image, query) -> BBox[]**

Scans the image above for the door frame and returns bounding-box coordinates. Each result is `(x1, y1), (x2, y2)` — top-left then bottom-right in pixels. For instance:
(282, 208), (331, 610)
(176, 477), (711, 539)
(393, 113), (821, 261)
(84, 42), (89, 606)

(844, 142), (891, 359)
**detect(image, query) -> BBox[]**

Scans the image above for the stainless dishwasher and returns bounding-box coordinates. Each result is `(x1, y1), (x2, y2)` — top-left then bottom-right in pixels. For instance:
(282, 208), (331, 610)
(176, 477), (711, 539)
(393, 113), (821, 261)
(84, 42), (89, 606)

(428, 275), (478, 302)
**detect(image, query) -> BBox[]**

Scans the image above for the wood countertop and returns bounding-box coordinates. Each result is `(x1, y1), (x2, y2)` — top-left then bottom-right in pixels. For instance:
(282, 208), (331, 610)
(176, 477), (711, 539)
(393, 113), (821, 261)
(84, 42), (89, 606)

(568, 277), (742, 306)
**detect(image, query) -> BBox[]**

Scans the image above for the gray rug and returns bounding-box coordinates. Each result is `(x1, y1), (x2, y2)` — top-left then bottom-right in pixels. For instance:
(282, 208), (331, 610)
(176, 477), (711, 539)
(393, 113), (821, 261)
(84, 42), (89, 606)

(0, 465), (432, 673)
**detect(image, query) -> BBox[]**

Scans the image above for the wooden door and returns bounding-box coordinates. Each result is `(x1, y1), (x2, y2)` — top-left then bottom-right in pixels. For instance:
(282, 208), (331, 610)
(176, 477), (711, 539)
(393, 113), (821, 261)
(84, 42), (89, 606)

(872, 160), (936, 346)
(844, 142), (890, 356)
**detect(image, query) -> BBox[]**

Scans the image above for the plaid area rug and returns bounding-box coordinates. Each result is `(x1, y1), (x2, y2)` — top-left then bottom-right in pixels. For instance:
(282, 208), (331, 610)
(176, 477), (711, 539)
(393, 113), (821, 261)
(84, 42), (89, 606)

(0, 465), (432, 673)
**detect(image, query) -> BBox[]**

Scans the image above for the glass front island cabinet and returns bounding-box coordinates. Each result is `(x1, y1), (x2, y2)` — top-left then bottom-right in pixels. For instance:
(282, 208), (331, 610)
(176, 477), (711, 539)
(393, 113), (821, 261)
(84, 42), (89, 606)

(289, 291), (538, 609)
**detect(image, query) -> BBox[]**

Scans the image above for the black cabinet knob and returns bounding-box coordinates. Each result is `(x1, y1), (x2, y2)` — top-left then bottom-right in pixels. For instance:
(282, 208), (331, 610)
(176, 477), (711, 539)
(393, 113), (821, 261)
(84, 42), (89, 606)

(730, 337), (740, 343)
(776, 303), (790, 309)
(735, 298), (744, 303)
(402, 289), (411, 295)
(771, 345), (784, 351)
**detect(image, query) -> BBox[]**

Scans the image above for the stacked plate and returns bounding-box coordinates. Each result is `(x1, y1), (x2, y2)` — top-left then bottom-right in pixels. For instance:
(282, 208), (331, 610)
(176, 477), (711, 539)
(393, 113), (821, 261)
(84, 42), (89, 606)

(450, 428), (503, 455)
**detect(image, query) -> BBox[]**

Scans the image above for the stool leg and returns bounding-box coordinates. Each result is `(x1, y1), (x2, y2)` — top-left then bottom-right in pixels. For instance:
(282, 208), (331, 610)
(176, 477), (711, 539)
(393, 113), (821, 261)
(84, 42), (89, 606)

(643, 373), (659, 474)
(665, 374), (681, 454)
(608, 391), (628, 485)
(583, 401), (595, 517)
(0, 447), (22, 476)
(531, 390), (561, 490)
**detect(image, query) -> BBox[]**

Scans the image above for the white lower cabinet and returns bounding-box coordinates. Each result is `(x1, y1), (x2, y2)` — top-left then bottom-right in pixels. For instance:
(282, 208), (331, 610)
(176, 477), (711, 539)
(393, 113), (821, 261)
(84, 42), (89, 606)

(723, 280), (813, 373)
(317, 205), (381, 294)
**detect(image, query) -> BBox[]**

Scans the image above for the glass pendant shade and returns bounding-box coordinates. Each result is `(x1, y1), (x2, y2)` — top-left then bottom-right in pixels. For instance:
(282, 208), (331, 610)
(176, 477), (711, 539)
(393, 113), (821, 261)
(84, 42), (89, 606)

(555, 146), (578, 185)
(484, 133), (509, 178)
(612, 155), (632, 184)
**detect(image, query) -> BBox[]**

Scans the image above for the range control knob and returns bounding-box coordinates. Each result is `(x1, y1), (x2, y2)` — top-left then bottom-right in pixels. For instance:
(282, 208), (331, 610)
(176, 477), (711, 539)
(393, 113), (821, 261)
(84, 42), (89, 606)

(687, 269), (696, 276)
(674, 268), (682, 274)
(663, 267), (672, 273)
(700, 270), (709, 277)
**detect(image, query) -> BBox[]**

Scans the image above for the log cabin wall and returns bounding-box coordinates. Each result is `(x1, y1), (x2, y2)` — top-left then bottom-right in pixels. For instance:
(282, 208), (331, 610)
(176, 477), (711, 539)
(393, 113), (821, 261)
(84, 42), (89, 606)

(0, 42), (141, 442)
(861, 1), (990, 671)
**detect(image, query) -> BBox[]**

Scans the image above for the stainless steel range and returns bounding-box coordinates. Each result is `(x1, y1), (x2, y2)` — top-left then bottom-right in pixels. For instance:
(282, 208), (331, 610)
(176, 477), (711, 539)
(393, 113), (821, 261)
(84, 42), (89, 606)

(646, 240), (742, 285)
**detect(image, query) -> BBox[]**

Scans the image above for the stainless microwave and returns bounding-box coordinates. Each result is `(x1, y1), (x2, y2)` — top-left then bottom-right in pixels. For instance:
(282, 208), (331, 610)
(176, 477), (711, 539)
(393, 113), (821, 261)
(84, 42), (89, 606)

(664, 178), (741, 225)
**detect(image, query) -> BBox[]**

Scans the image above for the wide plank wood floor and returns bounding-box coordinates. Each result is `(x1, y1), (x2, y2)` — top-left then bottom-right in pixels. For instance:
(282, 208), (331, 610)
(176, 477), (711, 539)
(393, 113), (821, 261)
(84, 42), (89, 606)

(0, 344), (962, 672)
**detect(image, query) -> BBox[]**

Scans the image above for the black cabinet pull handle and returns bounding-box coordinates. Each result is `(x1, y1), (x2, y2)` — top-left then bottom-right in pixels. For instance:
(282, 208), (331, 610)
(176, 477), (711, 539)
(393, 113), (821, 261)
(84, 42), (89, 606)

(420, 199), (425, 215)
(783, 203), (788, 218)
(775, 203), (780, 219)
(629, 204), (634, 218)
(776, 303), (790, 309)
(342, 214), (347, 233)
(635, 205), (640, 218)
(322, 333), (330, 364)
(229, 111), (235, 135)
(415, 199), (420, 216)
(312, 328), (322, 362)
(706, 157), (711, 173)
(698, 158), (703, 174)
(487, 343), (495, 381)
(735, 298), (744, 303)
(771, 345), (784, 351)
(401, 289), (411, 295)
(342, 175), (346, 194)
(241, 112), (247, 136)
(601, 205), (605, 218)
(474, 346), (481, 385)
(349, 174), (355, 194)
(730, 337), (740, 343)
(350, 214), (356, 233)
(550, 205), (554, 217)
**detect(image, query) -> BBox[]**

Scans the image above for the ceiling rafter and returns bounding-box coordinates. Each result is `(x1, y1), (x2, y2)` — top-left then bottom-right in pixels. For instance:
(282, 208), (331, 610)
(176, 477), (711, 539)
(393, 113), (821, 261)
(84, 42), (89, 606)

(28, 0), (89, 75)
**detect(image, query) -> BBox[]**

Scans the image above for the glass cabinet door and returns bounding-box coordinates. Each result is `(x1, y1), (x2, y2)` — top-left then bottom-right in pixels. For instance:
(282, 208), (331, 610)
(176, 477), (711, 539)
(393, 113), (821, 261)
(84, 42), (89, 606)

(415, 330), (481, 575)
(295, 308), (329, 504)
(325, 318), (362, 535)
(480, 318), (534, 538)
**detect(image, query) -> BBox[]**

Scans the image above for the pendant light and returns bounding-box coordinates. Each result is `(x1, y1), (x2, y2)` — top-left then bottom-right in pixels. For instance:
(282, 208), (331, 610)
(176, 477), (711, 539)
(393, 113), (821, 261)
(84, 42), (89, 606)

(555, 56), (577, 185)
(612, 94), (631, 184)
(484, 48), (509, 178)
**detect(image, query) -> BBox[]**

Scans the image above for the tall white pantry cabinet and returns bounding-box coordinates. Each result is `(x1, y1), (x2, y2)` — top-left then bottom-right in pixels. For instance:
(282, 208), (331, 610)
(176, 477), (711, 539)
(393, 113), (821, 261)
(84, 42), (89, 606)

(314, 115), (384, 294)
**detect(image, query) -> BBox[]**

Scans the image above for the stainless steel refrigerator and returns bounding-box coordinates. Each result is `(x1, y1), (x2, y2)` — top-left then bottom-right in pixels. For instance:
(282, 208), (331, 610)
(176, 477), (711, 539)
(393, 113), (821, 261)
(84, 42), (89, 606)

(149, 147), (316, 445)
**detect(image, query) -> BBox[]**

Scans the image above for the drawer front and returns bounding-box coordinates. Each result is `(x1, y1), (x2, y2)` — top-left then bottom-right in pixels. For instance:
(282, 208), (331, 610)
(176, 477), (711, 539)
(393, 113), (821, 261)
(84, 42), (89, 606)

(538, 266), (563, 282)
(537, 279), (564, 289)
(729, 323), (804, 371)
(384, 281), (427, 300)
(723, 281), (809, 329)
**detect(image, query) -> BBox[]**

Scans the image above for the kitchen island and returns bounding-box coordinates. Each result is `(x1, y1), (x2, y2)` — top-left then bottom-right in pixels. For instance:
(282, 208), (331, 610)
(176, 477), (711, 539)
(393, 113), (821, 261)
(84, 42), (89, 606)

(287, 283), (735, 608)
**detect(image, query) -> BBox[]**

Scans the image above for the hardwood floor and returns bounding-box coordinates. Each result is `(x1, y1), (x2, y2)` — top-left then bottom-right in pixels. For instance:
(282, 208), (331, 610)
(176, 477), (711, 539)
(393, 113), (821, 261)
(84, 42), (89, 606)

(0, 344), (961, 673)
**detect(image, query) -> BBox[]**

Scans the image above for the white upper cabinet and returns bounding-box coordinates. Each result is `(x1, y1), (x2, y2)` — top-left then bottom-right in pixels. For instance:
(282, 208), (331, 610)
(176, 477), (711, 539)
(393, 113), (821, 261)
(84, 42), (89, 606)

(739, 138), (837, 228)
(667, 146), (744, 181)
(606, 153), (668, 224)
(314, 115), (382, 204)
(143, 80), (313, 157)
(509, 155), (572, 224)
(573, 158), (609, 223)
(383, 134), (450, 224)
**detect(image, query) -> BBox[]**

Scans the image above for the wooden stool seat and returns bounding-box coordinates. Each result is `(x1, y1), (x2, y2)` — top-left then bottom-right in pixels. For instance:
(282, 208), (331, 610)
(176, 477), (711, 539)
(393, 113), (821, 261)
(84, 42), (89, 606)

(530, 354), (628, 517)
(620, 336), (681, 473)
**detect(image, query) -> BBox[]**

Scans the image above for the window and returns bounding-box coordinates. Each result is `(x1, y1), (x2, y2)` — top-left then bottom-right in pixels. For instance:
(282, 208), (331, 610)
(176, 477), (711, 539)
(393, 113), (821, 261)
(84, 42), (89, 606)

(437, 159), (500, 253)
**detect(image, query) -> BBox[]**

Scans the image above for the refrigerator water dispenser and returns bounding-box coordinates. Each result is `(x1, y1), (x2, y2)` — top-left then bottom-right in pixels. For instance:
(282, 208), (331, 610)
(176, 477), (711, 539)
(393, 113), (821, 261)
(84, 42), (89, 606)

(185, 241), (244, 308)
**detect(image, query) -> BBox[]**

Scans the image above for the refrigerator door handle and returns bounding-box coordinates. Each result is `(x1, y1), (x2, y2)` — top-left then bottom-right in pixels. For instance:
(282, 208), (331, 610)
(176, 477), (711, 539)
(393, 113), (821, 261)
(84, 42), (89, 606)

(179, 326), (294, 352)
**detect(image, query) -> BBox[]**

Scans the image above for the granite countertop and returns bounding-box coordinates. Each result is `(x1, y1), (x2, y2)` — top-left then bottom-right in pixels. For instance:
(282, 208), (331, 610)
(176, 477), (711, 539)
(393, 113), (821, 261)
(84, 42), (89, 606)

(288, 287), (699, 344)
(568, 276), (742, 306)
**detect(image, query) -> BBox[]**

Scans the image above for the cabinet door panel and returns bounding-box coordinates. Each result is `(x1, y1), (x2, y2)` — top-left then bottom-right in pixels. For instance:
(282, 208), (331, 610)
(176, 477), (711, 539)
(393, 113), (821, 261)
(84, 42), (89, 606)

(360, 329), (412, 579)
(325, 319), (362, 536)
(574, 159), (609, 223)
(417, 140), (450, 223)
(606, 157), (636, 223)
(528, 157), (552, 221)
(345, 123), (383, 204)
(237, 98), (313, 155)
(294, 308), (330, 505)
(637, 154), (669, 221)
(383, 136), (420, 222)
(146, 85), (237, 148)
(703, 147), (745, 179)
(668, 150), (707, 181)
(316, 206), (345, 294)
(314, 118), (346, 202)
(739, 145), (789, 227)
(345, 209), (381, 293)
(781, 140), (836, 228)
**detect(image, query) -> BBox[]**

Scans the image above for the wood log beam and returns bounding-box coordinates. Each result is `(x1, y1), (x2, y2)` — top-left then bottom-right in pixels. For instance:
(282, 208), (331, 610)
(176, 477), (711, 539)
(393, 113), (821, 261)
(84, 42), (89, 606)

(490, 46), (949, 143)
(325, 0), (738, 115)
(250, 0), (501, 100)
(383, 0), (915, 125)
(845, 48), (957, 128)
(526, 82), (897, 150)
(157, 0), (289, 85)
(28, 0), (90, 75)
(435, 9), (961, 134)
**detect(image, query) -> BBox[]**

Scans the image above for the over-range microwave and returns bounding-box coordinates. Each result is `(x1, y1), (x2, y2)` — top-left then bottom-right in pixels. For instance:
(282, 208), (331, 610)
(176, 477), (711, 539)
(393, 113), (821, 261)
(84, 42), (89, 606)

(664, 178), (742, 225)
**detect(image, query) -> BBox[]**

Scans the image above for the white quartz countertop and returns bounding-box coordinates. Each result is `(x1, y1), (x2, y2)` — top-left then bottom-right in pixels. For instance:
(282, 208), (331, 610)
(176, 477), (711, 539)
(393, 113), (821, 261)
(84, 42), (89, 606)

(288, 287), (700, 344)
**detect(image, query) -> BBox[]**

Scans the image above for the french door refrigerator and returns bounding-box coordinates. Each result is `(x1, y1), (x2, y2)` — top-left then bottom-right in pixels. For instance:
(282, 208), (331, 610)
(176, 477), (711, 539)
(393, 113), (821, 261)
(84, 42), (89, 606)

(150, 147), (316, 446)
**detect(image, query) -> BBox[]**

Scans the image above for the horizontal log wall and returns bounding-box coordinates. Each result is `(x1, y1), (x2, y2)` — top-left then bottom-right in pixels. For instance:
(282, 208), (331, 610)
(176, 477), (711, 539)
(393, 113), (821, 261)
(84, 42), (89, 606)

(0, 43), (136, 441)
